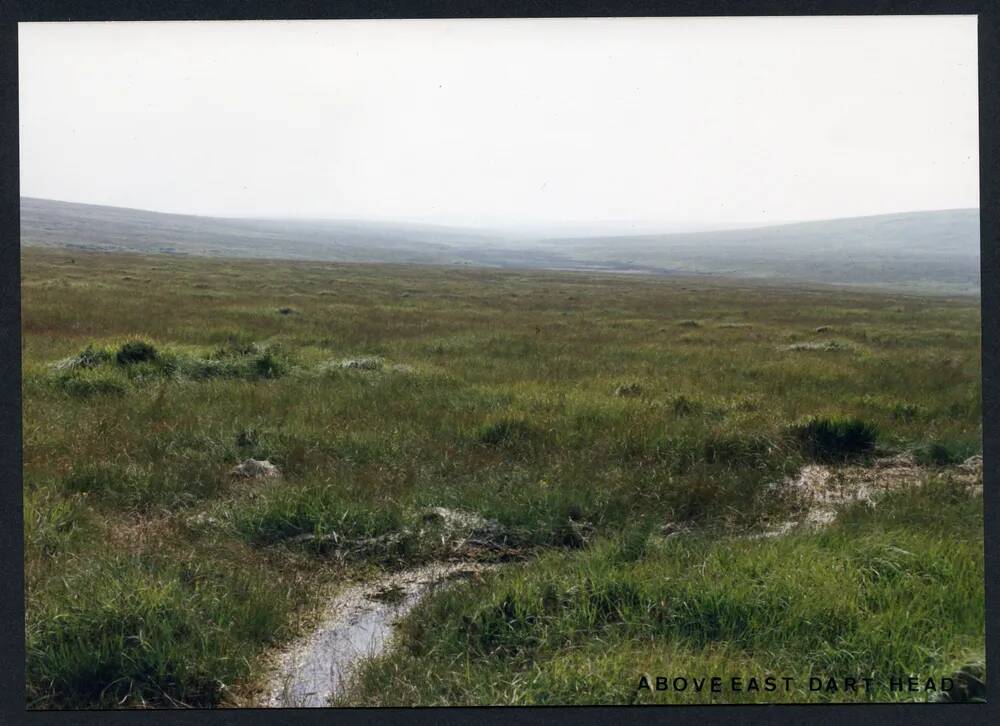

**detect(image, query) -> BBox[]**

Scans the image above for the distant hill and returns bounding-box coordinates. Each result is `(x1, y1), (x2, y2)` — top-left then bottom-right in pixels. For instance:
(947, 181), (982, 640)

(18, 197), (509, 265)
(20, 198), (980, 294)
(537, 209), (981, 294)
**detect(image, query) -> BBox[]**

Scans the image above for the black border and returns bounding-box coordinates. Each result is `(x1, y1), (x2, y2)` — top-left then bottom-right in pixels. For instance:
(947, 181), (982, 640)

(0, 2), (995, 725)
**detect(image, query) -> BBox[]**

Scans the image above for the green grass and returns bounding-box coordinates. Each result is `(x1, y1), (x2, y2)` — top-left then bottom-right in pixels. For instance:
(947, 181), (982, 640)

(21, 247), (983, 707)
(342, 477), (983, 705)
(228, 483), (406, 546)
(26, 550), (303, 708)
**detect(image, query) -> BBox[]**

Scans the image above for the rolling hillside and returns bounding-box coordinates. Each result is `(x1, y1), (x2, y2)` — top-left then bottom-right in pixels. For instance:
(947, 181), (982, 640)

(20, 198), (980, 293)
(539, 209), (981, 293)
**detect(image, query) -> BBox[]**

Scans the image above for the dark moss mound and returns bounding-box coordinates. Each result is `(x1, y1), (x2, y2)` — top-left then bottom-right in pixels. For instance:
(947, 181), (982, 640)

(792, 416), (877, 461)
(115, 340), (157, 366)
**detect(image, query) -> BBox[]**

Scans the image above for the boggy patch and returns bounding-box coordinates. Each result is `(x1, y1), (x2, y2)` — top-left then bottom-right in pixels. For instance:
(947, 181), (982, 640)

(260, 562), (497, 707)
(757, 452), (982, 537)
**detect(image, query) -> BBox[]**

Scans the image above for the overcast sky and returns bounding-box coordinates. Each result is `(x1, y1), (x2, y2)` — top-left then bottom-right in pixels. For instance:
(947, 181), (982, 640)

(18, 16), (978, 232)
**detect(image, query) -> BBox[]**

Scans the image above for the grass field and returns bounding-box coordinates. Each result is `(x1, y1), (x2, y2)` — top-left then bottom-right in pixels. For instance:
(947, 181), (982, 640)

(20, 246), (983, 707)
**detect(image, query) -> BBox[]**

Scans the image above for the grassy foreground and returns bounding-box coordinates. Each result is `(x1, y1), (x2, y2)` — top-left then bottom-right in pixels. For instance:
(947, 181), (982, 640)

(21, 247), (982, 707)
(341, 479), (983, 705)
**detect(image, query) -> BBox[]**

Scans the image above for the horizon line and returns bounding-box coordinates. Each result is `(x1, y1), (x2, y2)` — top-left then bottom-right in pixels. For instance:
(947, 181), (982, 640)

(19, 194), (982, 236)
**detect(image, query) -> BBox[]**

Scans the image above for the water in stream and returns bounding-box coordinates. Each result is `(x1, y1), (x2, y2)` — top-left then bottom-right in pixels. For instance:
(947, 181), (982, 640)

(263, 562), (487, 707)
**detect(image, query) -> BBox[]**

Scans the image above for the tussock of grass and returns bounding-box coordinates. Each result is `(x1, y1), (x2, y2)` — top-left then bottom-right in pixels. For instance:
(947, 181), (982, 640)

(191, 342), (293, 379)
(115, 339), (157, 365)
(45, 340), (295, 393)
(26, 552), (298, 708)
(792, 416), (878, 462)
(51, 344), (112, 371)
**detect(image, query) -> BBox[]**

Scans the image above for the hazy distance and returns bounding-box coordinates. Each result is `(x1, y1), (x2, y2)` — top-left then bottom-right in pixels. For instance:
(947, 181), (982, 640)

(18, 16), (978, 234)
(20, 197), (980, 295)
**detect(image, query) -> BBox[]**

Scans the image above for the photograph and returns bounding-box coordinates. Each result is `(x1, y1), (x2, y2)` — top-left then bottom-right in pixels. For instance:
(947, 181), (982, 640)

(16, 15), (984, 709)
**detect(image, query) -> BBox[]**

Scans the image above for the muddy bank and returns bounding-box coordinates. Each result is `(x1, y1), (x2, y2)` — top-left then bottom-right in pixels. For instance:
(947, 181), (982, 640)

(261, 562), (493, 707)
(755, 453), (982, 538)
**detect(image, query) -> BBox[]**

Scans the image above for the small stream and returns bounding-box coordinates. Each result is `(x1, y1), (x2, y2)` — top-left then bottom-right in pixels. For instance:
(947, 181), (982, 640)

(262, 562), (489, 708)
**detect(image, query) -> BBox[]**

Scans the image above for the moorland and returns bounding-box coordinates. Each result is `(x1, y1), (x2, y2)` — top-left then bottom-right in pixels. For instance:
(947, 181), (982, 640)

(21, 245), (983, 707)
(21, 197), (981, 294)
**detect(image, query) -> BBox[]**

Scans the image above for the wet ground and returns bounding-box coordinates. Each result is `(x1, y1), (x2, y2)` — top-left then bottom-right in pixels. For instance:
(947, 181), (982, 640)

(259, 455), (983, 706)
(261, 562), (492, 707)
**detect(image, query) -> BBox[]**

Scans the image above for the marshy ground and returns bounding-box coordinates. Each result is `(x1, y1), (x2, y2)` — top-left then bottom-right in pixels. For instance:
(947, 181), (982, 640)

(21, 247), (983, 707)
